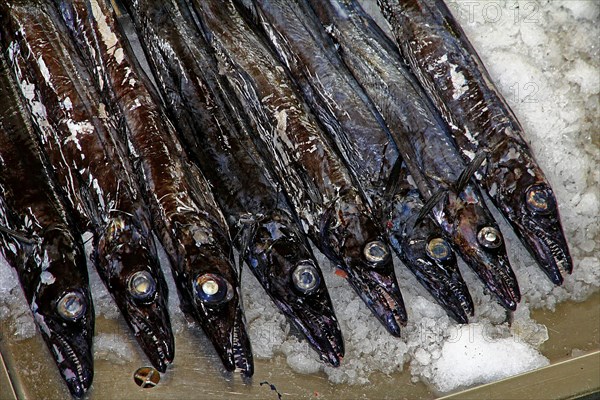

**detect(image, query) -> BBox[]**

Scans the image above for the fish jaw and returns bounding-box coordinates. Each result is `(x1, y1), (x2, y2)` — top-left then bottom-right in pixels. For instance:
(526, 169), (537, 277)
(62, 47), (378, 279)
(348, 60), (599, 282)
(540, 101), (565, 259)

(31, 231), (95, 398)
(97, 215), (174, 372)
(324, 206), (407, 336)
(443, 190), (521, 310)
(175, 234), (254, 377)
(519, 210), (572, 285)
(387, 213), (473, 323)
(35, 295), (95, 398)
(496, 176), (572, 285)
(249, 217), (344, 366)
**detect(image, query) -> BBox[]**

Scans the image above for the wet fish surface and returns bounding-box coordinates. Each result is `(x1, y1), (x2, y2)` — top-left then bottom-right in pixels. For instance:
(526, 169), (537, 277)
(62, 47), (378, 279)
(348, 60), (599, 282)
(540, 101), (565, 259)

(310, 0), (520, 310)
(120, 0), (344, 366)
(190, 0), (407, 335)
(0, 50), (94, 398)
(53, 0), (253, 375)
(378, 0), (572, 284)
(0, 0), (174, 372)
(235, 0), (473, 323)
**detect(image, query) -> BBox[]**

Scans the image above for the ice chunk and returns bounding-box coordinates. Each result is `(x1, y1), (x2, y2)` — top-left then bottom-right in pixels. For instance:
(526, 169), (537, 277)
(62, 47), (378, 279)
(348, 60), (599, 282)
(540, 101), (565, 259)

(566, 59), (600, 95)
(430, 324), (550, 392)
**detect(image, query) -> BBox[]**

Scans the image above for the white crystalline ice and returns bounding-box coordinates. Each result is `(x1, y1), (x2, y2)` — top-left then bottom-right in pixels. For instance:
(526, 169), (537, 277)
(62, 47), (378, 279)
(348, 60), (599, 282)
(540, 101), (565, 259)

(94, 333), (135, 364)
(430, 324), (550, 392)
(566, 59), (600, 95)
(558, 0), (600, 22)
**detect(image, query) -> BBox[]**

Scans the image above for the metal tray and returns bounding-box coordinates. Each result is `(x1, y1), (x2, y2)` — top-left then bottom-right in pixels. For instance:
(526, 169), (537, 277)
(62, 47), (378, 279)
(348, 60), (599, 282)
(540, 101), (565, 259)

(1, 292), (597, 400)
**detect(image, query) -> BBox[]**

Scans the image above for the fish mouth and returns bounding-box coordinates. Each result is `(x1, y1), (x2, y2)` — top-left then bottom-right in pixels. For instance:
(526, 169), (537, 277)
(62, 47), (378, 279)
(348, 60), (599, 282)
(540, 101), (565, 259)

(460, 240), (521, 311)
(43, 318), (94, 398)
(520, 214), (572, 285)
(344, 257), (407, 337)
(392, 233), (474, 323)
(447, 192), (521, 310)
(285, 301), (344, 367)
(176, 232), (254, 376)
(247, 218), (344, 366)
(188, 286), (254, 376)
(34, 290), (95, 398)
(267, 273), (344, 367)
(126, 299), (175, 372)
(98, 217), (175, 372)
(192, 298), (254, 376)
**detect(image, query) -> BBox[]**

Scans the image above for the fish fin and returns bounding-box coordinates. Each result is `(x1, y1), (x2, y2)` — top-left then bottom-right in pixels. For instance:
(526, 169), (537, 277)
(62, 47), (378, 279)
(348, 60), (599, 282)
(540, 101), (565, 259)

(318, 203), (341, 263)
(237, 222), (257, 274)
(383, 156), (404, 202)
(415, 189), (447, 226)
(455, 151), (487, 193)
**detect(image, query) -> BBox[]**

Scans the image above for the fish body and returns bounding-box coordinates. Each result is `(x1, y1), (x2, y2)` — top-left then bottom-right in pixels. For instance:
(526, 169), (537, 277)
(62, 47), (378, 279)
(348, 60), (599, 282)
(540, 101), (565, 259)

(0, 0), (174, 371)
(53, 0), (253, 375)
(236, 0), (473, 323)
(378, 0), (572, 284)
(311, 0), (520, 310)
(0, 51), (94, 398)
(190, 0), (407, 335)
(121, 0), (344, 366)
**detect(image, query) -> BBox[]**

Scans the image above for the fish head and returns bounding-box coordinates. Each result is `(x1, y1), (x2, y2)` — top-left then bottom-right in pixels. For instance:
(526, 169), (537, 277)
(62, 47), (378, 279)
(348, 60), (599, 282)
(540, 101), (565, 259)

(321, 195), (406, 336)
(486, 141), (571, 284)
(176, 222), (253, 376)
(386, 193), (473, 323)
(516, 181), (572, 282)
(98, 214), (174, 372)
(445, 186), (520, 310)
(491, 150), (572, 284)
(247, 212), (344, 366)
(31, 228), (94, 398)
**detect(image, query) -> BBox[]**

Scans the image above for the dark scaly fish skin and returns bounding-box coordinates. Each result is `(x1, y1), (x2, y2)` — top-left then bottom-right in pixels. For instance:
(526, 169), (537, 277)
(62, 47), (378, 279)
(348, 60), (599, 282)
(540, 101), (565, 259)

(0, 0), (174, 371)
(235, 0), (473, 323)
(120, 0), (344, 366)
(190, 0), (407, 335)
(378, 0), (572, 284)
(53, 0), (253, 376)
(311, 0), (520, 310)
(0, 53), (94, 398)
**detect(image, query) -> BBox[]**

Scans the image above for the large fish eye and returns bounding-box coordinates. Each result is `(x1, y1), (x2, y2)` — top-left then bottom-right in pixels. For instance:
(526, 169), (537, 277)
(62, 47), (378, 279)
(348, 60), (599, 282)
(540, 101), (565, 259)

(56, 291), (86, 321)
(477, 226), (503, 249)
(193, 273), (233, 305)
(525, 184), (555, 215)
(292, 262), (320, 294)
(363, 240), (390, 265)
(426, 237), (452, 261)
(128, 271), (157, 302)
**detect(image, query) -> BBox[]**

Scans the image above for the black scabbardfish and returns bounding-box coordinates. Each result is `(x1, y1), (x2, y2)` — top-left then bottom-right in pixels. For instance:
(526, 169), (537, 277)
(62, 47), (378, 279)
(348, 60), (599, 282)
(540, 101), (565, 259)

(190, 0), (407, 335)
(234, 0), (473, 323)
(378, 0), (572, 284)
(53, 0), (253, 375)
(0, 51), (94, 399)
(0, 0), (174, 371)
(310, 0), (520, 310)
(120, 0), (344, 366)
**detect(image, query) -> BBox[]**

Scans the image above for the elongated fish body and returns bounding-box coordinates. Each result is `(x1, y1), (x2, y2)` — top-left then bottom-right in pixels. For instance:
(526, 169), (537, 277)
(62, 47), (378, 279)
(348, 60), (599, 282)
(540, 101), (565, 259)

(235, 0), (473, 323)
(310, 0), (520, 310)
(378, 0), (572, 284)
(53, 0), (253, 375)
(190, 0), (407, 335)
(0, 52), (94, 398)
(0, 0), (174, 371)
(121, 0), (344, 366)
